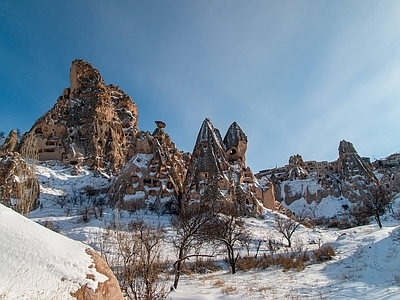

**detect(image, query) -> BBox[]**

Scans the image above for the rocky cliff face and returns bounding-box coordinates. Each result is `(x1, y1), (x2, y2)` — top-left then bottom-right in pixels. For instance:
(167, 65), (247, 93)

(19, 59), (139, 174)
(337, 140), (378, 203)
(0, 129), (18, 155)
(184, 119), (275, 216)
(259, 140), (379, 211)
(0, 152), (40, 215)
(109, 121), (188, 213)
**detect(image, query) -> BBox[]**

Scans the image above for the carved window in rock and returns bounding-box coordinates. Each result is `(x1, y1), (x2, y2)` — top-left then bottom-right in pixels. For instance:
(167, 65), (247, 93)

(131, 175), (139, 183)
(202, 142), (208, 150)
(218, 179), (228, 190)
(143, 178), (161, 188)
(161, 189), (170, 198)
(220, 162), (228, 171)
(148, 190), (157, 197)
(229, 148), (237, 155)
(34, 127), (43, 135)
(166, 181), (174, 189)
(199, 172), (208, 180)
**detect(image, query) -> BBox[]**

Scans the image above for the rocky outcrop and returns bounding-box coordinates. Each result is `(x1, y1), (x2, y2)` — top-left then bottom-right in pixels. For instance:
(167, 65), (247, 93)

(0, 129), (18, 156)
(259, 140), (378, 209)
(71, 249), (124, 300)
(184, 119), (274, 215)
(337, 140), (378, 203)
(0, 152), (40, 215)
(19, 59), (139, 173)
(109, 121), (187, 213)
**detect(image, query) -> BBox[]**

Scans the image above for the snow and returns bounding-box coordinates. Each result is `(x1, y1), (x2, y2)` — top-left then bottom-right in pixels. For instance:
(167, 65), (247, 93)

(1, 162), (400, 299)
(286, 196), (352, 218)
(0, 204), (108, 299)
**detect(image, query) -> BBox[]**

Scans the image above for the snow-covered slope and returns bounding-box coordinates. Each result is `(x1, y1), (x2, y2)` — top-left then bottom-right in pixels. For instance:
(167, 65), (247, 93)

(0, 204), (108, 299)
(2, 163), (400, 299)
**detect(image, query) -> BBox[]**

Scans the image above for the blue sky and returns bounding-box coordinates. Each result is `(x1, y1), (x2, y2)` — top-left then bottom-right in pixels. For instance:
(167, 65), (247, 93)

(1, 1), (400, 171)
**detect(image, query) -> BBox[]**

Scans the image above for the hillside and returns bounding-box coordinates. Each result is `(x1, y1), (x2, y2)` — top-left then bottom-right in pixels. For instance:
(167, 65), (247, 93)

(0, 201), (122, 299)
(0, 162), (396, 299)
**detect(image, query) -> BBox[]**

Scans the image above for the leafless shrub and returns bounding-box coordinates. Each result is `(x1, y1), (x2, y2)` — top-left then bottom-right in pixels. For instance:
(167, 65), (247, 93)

(237, 251), (309, 272)
(222, 285), (237, 294)
(79, 206), (91, 223)
(212, 279), (225, 288)
(393, 273), (400, 286)
(99, 220), (169, 300)
(274, 253), (306, 271)
(273, 212), (305, 248)
(186, 257), (221, 274)
(40, 220), (61, 233)
(313, 244), (335, 262)
(266, 238), (282, 255)
(202, 204), (251, 274)
(171, 203), (216, 289)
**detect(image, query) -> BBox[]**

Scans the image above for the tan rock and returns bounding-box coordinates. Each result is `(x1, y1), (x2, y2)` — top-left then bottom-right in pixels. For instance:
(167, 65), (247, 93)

(109, 122), (187, 213)
(0, 152), (39, 215)
(0, 129), (18, 156)
(19, 59), (139, 173)
(71, 249), (124, 300)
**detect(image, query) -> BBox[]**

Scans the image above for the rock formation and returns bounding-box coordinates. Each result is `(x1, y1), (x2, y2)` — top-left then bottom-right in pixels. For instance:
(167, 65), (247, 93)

(337, 140), (378, 202)
(259, 140), (379, 210)
(184, 119), (275, 215)
(19, 59), (139, 173)
(71, 249), (124, 300)
(109, 121), (187, 213)
(0, 152), (40, 215)
(0, 129), (18, 156)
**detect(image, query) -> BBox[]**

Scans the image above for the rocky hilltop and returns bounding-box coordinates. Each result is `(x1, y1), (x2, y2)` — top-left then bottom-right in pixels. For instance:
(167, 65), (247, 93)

(257, 140), (399, 217)
(19, 59), (139, 173)
(109, 121), (188, 213)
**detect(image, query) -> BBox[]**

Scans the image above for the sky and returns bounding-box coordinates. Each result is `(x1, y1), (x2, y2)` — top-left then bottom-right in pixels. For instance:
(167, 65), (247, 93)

(1, 1), (400, 171)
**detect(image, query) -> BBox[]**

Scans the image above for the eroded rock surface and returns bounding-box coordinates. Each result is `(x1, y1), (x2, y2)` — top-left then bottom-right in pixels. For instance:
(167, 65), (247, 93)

(0, 152), (39, 215)
(0, 129), (18, 156)
(184, 119), (275, 216)
(258, 140), (379, 209)
(109, 121), (187, 213)
(19, 59), (139, 173)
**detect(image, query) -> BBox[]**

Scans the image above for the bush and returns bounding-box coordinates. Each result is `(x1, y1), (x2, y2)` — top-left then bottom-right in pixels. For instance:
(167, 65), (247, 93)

(186, 258), (221, 274)
(313, 244), (335, 262)
(237, 251), (309, 272)
(40, 220), (61, 233)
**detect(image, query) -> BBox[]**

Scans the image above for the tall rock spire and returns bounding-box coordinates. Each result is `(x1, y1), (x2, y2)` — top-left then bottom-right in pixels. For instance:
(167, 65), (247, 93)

(19, 59), (139, 174)
(184, 118), (275, 214)
(223, 121), (248, 164)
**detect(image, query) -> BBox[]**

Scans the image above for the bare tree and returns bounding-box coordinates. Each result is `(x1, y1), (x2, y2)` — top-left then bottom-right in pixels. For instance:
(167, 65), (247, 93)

(100, 220), (169, 300)
(273, 212), (305, 248)
(357, 183), (394, 228)
(171, 203), (215, 289)
(203, 205), (250, 274)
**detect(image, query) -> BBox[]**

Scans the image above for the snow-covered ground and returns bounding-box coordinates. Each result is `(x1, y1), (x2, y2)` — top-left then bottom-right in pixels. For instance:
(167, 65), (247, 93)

(0, 204), (108, 299)
(2, 162), (400, 299)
